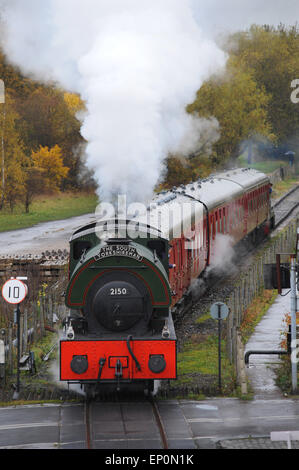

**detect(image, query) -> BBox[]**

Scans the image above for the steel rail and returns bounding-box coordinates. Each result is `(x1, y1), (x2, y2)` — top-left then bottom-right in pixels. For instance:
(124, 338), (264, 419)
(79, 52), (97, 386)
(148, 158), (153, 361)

(273, 185), (299, 228)
(149, 397), (168, 450)
(85, 400), (93, 450)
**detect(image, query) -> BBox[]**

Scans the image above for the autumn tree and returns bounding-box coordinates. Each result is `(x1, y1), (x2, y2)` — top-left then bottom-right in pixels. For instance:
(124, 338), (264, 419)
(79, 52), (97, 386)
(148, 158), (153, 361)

(16, 87), (83, 188)
(31, 145), (69, 189)
(24, 145), (69, 212)
(0, 50), (39, 99)
(5, 157), (26, 212)
(0, 93), (27, 212)
(226, 24), (299, 144)
(187, 63), (274, 166)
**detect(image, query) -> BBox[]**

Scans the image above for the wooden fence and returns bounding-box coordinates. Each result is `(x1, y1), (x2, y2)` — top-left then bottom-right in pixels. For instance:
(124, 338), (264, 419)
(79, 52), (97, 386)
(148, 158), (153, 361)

(269, 164), (295, 185)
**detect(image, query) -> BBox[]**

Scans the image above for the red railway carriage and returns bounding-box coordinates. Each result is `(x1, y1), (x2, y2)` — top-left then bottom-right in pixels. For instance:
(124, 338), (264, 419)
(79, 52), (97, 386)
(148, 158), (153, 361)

(164, 168), (272, 308)
(60, 168), (272, 395)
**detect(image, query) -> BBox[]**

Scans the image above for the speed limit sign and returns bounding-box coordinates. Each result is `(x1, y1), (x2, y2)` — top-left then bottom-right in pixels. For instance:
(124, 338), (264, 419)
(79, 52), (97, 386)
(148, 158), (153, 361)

(2, 279), (28, 305)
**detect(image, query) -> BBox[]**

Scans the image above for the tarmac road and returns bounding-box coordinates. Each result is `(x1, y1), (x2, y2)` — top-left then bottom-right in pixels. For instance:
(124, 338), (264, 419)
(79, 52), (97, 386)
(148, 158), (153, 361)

(0, 213), (95, 256)
(0, 398), (298, 449)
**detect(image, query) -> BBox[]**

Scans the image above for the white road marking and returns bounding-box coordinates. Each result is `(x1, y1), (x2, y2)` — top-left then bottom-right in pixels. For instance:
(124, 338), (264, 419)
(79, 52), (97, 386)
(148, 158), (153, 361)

(188, 415), (299, 423)
(0, 422), (57, 431)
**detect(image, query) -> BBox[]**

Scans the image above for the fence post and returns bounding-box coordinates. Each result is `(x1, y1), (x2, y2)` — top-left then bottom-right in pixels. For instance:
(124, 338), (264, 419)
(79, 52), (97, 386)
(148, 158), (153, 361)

(23, 309), (28, 354)
(236, 330), (247, 395)
(8, 325), (13, 375)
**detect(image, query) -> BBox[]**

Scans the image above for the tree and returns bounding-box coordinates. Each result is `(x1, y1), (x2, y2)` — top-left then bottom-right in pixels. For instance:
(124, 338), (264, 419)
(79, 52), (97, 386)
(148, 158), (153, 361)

(64, 92), (85, 115)
(226, 25), (299, 144)
(187, 62), (274, 165)
(16, 87), (83, 188)
(24, 166), (46, 214)
(31, 145), (69, 190)
(0, 93), (27, 211)
(5, 157), (26, 212)
(24, 145), (69, 213)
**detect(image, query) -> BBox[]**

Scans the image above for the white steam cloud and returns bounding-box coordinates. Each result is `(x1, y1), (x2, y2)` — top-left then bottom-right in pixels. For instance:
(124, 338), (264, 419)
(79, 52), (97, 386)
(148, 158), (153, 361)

(0, 0), (226, 202)
(209, 233), (236, 273)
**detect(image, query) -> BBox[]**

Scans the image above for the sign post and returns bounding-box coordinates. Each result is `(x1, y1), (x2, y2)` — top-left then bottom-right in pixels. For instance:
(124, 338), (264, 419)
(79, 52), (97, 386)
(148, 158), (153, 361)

(210, 302), (229, 393)
(2, 278), (28, 400)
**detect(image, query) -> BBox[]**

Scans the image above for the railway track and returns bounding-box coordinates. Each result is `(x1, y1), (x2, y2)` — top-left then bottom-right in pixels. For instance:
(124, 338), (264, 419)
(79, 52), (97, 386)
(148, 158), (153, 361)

(84, 397), (169, 450)
(273, 184), (299, 228)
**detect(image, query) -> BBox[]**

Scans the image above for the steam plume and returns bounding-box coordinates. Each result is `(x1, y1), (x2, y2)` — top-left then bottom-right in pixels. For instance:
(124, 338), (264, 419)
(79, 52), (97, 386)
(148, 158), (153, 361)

(0, 0), (226, 202)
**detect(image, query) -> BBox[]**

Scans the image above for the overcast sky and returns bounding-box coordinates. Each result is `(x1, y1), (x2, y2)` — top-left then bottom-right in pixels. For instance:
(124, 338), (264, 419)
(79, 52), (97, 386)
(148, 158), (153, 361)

(191, 0), (299, 38)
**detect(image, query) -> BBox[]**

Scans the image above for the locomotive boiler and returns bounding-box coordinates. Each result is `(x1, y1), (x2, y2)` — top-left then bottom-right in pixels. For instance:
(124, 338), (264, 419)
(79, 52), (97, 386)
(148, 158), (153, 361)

(60, 168), (273, 396)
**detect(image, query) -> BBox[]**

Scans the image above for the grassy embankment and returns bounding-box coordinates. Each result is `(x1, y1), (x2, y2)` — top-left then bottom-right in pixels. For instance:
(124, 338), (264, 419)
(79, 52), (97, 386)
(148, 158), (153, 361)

(0, 191), (99, 233)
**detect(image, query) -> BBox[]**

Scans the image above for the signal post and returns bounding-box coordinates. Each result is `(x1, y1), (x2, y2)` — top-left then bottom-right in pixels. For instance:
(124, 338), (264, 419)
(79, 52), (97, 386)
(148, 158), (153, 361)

(1, 278), (28, 400)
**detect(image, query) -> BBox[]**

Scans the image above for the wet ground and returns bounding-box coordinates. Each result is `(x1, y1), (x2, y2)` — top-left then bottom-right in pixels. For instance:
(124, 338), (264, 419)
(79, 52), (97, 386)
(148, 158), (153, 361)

(245, 289), (290, 399)
(0, 213), (95, 255)
(0, 398), (299, 449)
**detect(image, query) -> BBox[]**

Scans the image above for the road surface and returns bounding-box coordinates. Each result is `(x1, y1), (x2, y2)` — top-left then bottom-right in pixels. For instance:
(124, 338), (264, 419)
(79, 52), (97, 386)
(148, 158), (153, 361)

(0, 398), (299, 449)
(0, 213), (95, 256)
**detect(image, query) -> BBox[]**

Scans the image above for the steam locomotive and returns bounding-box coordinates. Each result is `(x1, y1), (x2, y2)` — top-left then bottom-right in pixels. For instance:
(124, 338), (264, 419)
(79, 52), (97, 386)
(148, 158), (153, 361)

(60, 168), (273, 395)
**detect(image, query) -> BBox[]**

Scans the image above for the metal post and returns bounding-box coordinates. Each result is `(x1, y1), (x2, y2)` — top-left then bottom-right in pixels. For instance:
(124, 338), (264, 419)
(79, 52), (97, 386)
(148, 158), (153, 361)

(290, 255), (297, 393)
(276, 254), (281, 294)
(218, 304), (222, 393)
(13, 304), (21, 400)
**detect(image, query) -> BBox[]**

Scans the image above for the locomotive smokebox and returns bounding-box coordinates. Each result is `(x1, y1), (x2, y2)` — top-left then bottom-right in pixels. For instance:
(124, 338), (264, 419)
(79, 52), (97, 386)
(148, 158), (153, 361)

(85, 271), (153, 335)
(91, 280), (147, 332)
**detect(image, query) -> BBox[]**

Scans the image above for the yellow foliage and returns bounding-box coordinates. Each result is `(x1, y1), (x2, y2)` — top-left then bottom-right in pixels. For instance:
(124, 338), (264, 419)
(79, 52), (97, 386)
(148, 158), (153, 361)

(64, 92), (85, 115)
(31, 145), (69, 191)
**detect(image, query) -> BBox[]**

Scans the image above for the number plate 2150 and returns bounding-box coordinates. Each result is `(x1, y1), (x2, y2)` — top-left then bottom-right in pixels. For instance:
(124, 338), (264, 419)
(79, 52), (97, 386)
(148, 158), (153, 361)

(110, 288), (129, 296)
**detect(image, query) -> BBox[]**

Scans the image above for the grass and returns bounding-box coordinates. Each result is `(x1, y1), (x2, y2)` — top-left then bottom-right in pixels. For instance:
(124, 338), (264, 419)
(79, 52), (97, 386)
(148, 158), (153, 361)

(2, 331), (61, 404)
(175, 333), (236, 395)
(195, 312), (211, 324)
(8, 331), (57, 375)
(275, 312), (299, 394)
(271, 178), (299, 200)
(239, 290), (278, 344)
(0, 190), (99, 232)
(275, 356), (299, 394)
(237, 154), (289, 173)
